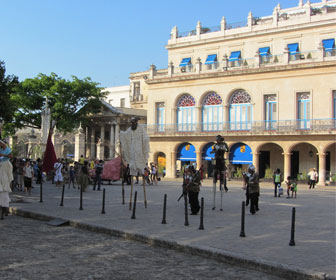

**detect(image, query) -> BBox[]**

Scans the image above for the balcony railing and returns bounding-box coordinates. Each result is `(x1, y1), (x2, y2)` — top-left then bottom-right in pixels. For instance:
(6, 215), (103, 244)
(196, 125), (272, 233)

(147, 119), (336, 136)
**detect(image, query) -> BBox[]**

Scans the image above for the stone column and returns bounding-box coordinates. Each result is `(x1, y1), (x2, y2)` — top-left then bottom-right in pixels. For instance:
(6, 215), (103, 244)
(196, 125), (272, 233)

(195, 57), (202, 74)
(168, 62), (174, 77)
(109, 124), (115, 159)
(253, 152), (260, 174)
(317, 153), (326, 186)
(90, 128), (95, 160)
(283, 152), (292, 181)
(75, 127), (85, 162)
(196, 106), (202, 132)
(115, 122), (120, 156)
(167, 152), (176, 178)
(85, 127), (90, 158)
(196, 151), (202, 170)
(97, 125), (105, 160)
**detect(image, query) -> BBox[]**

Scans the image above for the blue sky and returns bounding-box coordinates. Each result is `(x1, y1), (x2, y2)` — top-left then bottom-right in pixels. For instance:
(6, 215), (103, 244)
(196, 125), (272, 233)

(0, 0), (322, 87)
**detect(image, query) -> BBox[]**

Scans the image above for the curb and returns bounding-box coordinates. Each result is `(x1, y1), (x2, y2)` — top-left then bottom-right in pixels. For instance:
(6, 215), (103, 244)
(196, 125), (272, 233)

(9, 207), (333, 280)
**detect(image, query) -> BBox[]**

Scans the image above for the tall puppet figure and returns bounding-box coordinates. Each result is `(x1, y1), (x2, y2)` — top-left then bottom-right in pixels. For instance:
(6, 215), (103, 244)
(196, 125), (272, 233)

(0, 140), (13, 219)
(210, 135), (229, 211)
(120, 117), (149, 209)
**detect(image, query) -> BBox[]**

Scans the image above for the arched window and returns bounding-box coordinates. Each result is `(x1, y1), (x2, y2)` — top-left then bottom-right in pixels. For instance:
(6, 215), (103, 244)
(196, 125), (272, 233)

(177, 94), (196, 131)
(202, 92), (223, 131)
(229, 89), (252, 130)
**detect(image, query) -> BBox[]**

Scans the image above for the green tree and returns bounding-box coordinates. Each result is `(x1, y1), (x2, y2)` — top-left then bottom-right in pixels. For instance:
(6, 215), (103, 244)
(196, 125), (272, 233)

(9, 73), (106, 134)
(0, 60), (19, 136)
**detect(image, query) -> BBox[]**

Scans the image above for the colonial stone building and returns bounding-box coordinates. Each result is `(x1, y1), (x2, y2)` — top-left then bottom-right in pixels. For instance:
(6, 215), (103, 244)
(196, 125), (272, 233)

(129, 0), (336, 185)
(11, 101), (146, 162)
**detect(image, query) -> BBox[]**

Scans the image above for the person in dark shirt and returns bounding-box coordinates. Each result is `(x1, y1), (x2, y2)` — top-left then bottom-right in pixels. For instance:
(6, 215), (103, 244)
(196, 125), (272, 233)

(93, 160), (104, 191)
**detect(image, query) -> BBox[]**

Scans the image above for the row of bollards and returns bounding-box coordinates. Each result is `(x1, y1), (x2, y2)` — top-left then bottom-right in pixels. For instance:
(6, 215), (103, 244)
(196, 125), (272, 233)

(56, 186), (296, 243)
(239, 200), (296, 246)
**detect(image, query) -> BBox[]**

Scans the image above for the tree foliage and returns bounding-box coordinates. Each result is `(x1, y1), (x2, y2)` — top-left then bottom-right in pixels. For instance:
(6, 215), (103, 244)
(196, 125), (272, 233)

(0, 60), (19, 135)
(9, 73), (106, 134)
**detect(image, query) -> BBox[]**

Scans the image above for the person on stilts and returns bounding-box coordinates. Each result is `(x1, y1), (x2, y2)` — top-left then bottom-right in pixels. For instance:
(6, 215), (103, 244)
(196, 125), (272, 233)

(210, 135), (229, 211)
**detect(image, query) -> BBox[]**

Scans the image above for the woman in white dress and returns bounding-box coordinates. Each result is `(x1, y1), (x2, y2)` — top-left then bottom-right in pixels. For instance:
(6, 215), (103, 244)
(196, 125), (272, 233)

(0, 140), (13, 219)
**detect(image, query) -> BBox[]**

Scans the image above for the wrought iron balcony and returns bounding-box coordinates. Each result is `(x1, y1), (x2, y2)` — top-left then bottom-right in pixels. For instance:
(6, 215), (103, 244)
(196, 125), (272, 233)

(147, 119), (336, 137)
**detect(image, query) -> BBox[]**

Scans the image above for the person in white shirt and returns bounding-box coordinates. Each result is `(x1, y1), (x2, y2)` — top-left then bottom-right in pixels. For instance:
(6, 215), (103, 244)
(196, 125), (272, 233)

(54, 159), (63, 187)
(23, 160), (34, 195)
(308, 168), (318, 189)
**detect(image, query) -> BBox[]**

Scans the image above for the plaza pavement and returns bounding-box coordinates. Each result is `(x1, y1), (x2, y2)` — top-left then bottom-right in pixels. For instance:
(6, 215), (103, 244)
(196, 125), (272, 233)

(8, 178), (336, 280)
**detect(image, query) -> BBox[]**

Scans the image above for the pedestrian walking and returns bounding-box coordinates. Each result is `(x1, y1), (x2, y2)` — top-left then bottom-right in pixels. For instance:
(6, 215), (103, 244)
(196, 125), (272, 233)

(0, 140), (13, 219)
(285, 176), (292, 198)
(308, 168), (318, 189)
(23, 160), (34, 195)
(68, 165), (76, 189)
(79, 161), (89, 192)
(290, 179), (298, 198)
(53, 159), (63, 188)
(93, 160), (103, 191)
(17, 159), (24, 191)
(273, 168), (283, 197)
(244, 165), (260, 215)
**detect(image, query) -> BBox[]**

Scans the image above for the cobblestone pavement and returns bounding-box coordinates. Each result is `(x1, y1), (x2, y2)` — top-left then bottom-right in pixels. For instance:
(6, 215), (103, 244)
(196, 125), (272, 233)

(7, 179), (336, 279)
(0, 215), (284, 280)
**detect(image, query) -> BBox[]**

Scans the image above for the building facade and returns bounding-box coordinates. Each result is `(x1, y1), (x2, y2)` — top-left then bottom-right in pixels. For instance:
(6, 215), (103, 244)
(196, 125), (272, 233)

(104, 85), (131, 108)
(130, 0), (336, 185)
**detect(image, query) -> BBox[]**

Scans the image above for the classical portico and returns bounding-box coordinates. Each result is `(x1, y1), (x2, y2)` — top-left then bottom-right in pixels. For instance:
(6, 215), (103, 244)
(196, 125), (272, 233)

(74, 101), (146, 161)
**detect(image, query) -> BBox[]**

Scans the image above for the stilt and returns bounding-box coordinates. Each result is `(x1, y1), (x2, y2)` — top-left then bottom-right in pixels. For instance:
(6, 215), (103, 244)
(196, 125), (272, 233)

(143, 176), (147, 208)
(212, 182), (216, 210)
(129, 176), (133, 210)
(220, 186), (223, 211)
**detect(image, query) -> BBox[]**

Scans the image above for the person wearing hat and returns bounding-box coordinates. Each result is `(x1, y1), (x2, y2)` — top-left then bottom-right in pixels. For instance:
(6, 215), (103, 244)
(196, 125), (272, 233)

(0, 140), (13, 219)
(244, 164), (260, 215)
(210, 135), (229, 210)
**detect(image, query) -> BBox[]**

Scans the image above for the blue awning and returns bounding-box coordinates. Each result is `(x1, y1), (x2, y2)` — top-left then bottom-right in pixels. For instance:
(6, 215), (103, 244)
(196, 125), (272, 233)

(229, 143), (252, 164)
(322, 39), (335, 51)
(202, 143), (215, 160)
(259, 47), (270, 56)
(177, 143), (196, 161)
(179, 57), (191, 67)
(287, 43), (299, 55)
(205, 54), (217, 65)
(229, 51), (241, 61)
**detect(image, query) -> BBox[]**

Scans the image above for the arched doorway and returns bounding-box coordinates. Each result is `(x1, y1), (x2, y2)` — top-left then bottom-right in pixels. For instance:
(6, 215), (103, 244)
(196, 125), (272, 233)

(176, 143), (196, 175)
(176, 94), (196, 132)
(229, 142), (252, 176)
(257, 143), (284, 178)
(201, 92), (223, 131)
(156, 152), (166, 177)
(202, 142), (215, 178)
(229, 89), (252, 130)
(290, 143), (318, 180)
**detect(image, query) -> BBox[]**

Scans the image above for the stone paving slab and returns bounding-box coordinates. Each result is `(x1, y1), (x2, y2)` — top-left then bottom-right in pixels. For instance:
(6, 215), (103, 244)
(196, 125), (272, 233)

(8, 179), (336, 279)
(0, 215), (285, 280)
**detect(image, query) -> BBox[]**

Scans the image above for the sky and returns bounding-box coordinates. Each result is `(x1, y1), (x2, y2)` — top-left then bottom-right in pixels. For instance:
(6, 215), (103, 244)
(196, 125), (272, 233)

(0, 0), (323, 87)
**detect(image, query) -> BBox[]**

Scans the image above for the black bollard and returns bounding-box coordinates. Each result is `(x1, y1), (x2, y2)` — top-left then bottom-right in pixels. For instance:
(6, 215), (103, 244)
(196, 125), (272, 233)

(60, 185), (65, 206)
(240, 201), (246, 237)
(131, 191), (137, 219)
(79, 185), (83, 210)
(101, 188), (106, 214)
(39, 182), (43, 203)
(184, 194), (189, 226)
(199, 197), (204, 230)
(122, 185), (125, 205)
(289, 207), (296, 246)
(162, 194), (167, 224)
